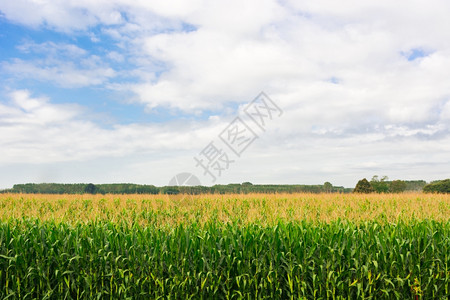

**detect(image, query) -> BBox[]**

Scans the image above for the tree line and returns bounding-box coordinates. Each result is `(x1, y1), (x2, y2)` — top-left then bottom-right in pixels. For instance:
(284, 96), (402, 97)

(2, 177), (445, 194)
(422, 179), (450, 193)
(353, 176), (449, 193)
(1, 182), (352, 195)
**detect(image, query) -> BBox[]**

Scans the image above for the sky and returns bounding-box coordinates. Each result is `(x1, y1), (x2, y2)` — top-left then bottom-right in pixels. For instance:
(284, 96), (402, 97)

(0, 0), (450, 189)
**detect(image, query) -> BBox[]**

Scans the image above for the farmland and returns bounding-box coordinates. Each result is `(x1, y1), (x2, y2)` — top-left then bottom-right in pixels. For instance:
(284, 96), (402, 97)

(0, 193), (449, 299)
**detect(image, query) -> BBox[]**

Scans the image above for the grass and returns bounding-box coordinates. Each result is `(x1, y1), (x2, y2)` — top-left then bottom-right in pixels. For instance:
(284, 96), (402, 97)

(0, 193), (449, 299)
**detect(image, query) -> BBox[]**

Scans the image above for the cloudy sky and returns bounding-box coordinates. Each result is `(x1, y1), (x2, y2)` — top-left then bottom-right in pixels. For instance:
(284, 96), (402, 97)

(0, 0), (449, 189)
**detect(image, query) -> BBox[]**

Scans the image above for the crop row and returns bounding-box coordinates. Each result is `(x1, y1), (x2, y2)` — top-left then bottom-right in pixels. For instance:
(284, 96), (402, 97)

(0, 219), (448, 299)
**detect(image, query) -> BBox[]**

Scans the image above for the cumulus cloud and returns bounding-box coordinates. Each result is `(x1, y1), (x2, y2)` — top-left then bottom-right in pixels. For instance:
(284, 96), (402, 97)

(0, 0), (450, 187)
(0, 90), (226, 164)
(0, 0), (124, 31)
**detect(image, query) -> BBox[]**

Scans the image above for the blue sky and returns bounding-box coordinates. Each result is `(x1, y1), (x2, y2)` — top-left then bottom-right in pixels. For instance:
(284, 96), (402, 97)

(1, 0), (450, 189)
(1, 20), (149, 123)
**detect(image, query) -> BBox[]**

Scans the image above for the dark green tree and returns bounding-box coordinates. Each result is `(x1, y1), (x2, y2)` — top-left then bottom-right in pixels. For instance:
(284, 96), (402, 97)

(353, 178), (374, 193)
(84, 183), (97, 194)
(389, 180), (406, 193)
(423, 179), (450, 193)
(323, 182), (333, 193)
(161, 186), (180, 195)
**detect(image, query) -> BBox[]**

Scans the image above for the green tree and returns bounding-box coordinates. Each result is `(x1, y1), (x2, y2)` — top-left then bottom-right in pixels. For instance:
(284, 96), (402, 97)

(423, 179), (450, 193)
(389, 180), (406, 193)
(370, 175), (389, 193)
(323, 182), (333, 193)
(353, 178), (374, 193)
(84, 183), (97, 194)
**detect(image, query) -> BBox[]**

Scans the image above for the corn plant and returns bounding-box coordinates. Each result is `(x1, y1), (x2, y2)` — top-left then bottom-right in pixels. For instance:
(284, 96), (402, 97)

(0, 219), (448, 299)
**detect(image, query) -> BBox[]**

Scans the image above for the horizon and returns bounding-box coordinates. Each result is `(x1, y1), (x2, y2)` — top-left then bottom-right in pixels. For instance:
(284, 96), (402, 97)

(2, 178), (432, 191)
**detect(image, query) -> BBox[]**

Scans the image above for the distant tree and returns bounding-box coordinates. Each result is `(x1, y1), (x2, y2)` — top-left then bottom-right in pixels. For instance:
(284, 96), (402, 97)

(404, 180), (427, 191)
(389, 180), (407, 193)
(323, 182), (333, 193)
(161, 186), (180, 195)
(84, 183), (97, 194)
(370, 175), (389, 193)
(9, 182), (355, 195)
(353, 178), (374, 193)
(241, 182), (254, 193)
(423, 179), (450, 193)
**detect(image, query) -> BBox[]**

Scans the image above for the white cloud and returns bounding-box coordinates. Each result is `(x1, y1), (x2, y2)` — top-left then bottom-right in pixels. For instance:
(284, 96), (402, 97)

(17, 41), (87, 57)
(1, 1), (450, 187)
(2, 58), (115, 88)
(107, 51), (125, 62)
(2, 40), (117, 88)
(0, 90), (226, 164)
(0, 0), (129, 31)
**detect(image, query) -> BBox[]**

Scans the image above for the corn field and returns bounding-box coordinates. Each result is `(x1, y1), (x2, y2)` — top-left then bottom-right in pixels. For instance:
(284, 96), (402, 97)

(0, 193), (449, 299)
(1, 193), (449, 225)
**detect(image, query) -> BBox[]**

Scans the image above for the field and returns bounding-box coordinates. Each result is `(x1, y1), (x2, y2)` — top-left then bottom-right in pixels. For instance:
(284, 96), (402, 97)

(0, 193), (449, 299)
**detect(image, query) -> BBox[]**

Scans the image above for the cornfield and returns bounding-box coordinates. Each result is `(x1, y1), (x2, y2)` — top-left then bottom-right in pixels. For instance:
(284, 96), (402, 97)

(0, 193), (449, 299)
(1, 193), (449, 225)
